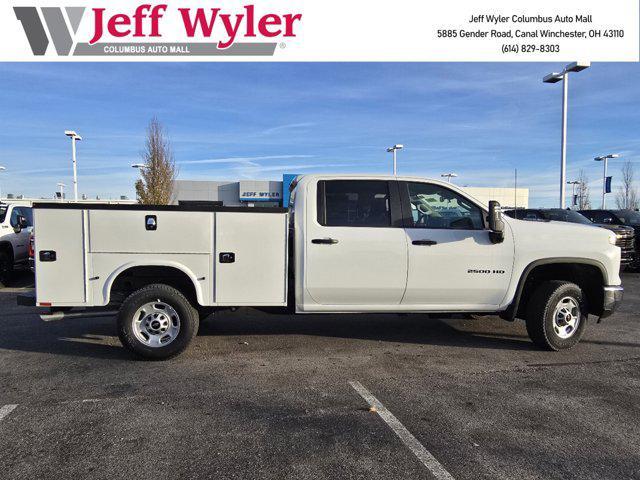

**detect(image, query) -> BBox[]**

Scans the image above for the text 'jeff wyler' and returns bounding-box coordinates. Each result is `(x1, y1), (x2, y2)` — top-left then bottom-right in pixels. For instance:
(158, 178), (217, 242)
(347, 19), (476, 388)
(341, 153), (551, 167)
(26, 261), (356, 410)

(90, 4), (303, 48)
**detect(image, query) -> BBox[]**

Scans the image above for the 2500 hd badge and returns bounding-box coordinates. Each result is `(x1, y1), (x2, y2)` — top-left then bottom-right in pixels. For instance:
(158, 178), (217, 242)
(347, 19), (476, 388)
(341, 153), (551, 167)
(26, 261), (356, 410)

(468, 269), (506, 274)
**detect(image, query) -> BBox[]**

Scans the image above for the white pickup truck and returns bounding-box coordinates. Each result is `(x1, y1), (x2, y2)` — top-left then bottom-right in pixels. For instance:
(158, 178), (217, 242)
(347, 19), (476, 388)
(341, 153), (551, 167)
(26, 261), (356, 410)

(0, 203), (33, 286)
(19, 175), (623, 359)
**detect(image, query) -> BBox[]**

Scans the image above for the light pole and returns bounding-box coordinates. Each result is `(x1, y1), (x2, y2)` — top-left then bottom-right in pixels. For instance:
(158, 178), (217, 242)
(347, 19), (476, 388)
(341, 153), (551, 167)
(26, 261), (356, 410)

(595, 154), (620, 208)
(65, 130), (82, 201)
(386, 144), (403, 175)
(57, 182), (66, 202)
(543, 61), (590, 208)
(441, 173), (458, 183)
(0, 166), (5, 201)
(567, 180), (581, 208)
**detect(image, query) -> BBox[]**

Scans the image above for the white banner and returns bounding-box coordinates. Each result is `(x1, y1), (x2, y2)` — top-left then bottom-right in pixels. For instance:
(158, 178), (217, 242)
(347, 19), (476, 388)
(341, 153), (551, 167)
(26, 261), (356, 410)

(0, 0), (638, 61)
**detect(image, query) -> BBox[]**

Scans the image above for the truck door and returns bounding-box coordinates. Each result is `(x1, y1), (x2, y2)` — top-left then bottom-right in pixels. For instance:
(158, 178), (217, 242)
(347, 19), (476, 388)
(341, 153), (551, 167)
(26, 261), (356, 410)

(34, 208), (87, 305)
(400, 181), (514, 308)
(9, 206), (30, 262)
(304, 180), (407, 306)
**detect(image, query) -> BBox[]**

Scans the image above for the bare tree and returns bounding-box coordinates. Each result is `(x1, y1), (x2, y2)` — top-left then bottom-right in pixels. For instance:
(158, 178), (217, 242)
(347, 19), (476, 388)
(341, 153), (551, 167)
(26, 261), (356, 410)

(615, 160), (639, 210)
(135, 118), (178, 205)
(576, 169), (591, 210)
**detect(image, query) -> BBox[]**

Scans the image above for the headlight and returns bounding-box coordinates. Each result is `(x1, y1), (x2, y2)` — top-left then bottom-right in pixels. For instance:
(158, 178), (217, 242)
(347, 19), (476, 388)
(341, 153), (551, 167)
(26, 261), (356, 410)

(609, 233), (618, 245)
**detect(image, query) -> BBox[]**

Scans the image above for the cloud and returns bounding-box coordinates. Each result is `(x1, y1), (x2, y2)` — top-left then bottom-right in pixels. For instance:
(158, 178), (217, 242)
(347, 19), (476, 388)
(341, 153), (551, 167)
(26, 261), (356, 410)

(178, 154), (316, 166)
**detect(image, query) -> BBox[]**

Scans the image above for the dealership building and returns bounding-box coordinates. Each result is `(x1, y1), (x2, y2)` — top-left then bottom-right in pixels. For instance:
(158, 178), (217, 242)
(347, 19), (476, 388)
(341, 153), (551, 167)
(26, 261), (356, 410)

(171, 174), (529, 209)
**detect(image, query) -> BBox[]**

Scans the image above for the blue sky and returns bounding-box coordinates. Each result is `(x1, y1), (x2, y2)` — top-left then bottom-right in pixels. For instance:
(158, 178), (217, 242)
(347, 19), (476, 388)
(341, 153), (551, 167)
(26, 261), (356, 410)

(0, 62), (638, 206)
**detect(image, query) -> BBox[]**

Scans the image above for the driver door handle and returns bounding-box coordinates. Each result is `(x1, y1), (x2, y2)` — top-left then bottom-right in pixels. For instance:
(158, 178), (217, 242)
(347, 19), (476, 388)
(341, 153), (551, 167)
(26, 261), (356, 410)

(312, 238), (339, 245)
(412, 240), (437, 246)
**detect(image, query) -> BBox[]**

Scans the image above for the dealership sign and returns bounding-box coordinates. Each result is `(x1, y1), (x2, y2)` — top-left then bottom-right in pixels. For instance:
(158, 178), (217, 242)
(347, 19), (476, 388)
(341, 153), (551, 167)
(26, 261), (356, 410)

(239, 181), (282, 202)
(12, 2), (302, 57)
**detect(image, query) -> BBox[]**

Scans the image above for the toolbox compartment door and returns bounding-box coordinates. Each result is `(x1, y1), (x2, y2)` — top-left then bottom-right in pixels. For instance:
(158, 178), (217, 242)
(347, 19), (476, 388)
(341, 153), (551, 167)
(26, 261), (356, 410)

(88, 210), (212, 254)
(34, 209), (87, 305)
(214, 212), (287, 305)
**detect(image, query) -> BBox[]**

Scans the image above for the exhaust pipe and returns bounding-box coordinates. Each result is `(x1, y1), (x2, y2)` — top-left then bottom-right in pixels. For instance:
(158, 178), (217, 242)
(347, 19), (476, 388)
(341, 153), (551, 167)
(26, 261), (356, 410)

(40, 310), (118, 322)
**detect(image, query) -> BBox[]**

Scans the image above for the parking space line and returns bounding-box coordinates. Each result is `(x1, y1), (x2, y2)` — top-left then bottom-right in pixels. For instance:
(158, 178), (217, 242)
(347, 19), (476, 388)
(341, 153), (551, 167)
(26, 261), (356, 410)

(0, 404), (18, 422)
(349, 381), (455, 480)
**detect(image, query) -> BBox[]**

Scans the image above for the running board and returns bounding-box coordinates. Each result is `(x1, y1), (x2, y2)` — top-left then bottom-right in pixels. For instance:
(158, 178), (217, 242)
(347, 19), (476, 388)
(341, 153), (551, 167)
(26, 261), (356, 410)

(40, 310), (118, 322)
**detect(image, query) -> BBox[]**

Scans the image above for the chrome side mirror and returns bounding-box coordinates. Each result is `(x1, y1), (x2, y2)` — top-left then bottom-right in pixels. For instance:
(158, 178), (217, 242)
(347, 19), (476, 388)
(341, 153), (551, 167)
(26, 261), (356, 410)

(488, 201), (504, 244)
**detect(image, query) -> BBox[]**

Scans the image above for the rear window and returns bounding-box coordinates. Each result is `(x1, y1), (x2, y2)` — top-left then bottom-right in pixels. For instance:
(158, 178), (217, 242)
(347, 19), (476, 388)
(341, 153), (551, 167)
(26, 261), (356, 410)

(317, 180), (391, 227)
(0, 205), (6, 223)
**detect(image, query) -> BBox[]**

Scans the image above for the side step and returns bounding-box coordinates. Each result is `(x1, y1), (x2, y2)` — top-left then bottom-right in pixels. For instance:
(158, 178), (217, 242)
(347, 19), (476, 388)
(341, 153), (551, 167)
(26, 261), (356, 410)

(40, 310), (119, 322)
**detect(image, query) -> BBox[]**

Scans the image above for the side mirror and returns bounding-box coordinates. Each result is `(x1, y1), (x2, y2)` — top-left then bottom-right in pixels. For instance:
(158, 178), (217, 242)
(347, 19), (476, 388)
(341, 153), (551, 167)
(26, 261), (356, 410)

(488, 201), (504, 244)
(13, 215), (27, 233)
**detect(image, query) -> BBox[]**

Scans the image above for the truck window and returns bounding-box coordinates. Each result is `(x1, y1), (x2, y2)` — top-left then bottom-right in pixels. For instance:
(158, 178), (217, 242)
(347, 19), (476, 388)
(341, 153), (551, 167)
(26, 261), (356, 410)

(318, 180), (391, 227)
(407, 182), (484, 230)
(16, 207), (33, 226)
(588, 211), (614, 224)
(0, 204), (6, 223)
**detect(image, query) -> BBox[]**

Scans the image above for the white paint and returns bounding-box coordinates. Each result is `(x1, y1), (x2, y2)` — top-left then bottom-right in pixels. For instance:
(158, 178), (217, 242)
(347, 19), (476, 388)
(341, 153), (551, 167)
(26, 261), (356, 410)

(349, 381), (455, 480)
(0, 404), (18, 422)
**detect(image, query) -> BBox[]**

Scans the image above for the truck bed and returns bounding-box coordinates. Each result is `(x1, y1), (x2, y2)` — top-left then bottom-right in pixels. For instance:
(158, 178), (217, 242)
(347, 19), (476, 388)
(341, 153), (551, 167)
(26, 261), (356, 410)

(32, 203), (289, 308)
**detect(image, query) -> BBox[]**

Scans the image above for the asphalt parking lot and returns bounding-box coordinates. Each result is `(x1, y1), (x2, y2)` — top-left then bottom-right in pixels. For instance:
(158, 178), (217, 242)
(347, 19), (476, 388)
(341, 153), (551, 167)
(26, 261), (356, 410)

(0, 272), (639, 480)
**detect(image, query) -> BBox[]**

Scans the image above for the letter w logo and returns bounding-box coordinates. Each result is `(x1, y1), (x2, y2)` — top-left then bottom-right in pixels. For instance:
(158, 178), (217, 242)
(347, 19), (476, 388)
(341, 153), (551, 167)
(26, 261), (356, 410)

(14, 7), (85, 56)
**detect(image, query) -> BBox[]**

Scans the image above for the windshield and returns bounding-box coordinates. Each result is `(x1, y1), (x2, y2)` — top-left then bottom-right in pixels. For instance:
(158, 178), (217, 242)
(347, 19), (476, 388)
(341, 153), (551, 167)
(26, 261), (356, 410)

(542, 209), (593, 225)
(0, 204), (6, 223)
(614, 210), (640, 226)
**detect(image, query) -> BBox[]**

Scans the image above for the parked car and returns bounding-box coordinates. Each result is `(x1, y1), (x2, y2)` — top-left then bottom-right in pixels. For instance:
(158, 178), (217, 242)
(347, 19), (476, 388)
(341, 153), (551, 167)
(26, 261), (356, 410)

(18, 175), (623, 358)
(579, 209), (640, 269)
(504, 208), (635, 269)
(0, 203), (33, 286)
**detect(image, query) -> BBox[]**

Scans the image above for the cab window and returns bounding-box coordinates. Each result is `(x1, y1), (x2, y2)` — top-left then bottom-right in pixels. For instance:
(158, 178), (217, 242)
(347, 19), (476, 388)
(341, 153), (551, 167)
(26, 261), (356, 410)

(317, 180), (391, 227)
(10, 207), (32, 227)
(406, 182), (484, 230)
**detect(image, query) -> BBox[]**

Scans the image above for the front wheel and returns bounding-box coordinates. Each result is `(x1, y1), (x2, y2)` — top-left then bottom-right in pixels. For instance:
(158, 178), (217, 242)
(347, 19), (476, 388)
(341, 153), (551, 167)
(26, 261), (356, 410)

(117, 284), (199, 360)
(525, 281), (588, 351)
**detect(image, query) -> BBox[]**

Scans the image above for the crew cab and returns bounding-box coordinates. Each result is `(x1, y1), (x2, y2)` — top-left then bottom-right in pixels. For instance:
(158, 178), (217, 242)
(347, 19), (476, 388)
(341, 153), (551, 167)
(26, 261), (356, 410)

(0, 203), (33, 286)
(18, 175), (623, 359)
(504, 208), (635, 269)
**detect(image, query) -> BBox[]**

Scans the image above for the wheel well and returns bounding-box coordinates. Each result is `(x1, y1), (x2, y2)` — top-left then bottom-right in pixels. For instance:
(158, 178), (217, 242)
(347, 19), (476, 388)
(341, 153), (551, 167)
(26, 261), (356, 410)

(514, 262), (604, 318)
(109, 266), (198, 306)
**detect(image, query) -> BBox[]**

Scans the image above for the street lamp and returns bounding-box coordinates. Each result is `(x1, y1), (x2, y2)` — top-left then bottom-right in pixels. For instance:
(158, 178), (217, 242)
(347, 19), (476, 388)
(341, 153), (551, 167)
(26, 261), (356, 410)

(65, 130), (82, 201)
(595, 154), (620, 208)
(543, 61), (591, 208)
(0, 166), (5, 201)
(567, 180), (581, 208)
(131, 163), (148, 170)
(57, 182), (66, 202)
(441, 173), (458, 183)
(386, 144), (403, 175)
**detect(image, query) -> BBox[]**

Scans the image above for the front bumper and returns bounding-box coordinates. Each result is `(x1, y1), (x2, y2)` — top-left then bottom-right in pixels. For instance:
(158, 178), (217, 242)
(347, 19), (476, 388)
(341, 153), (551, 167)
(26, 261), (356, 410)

(601, 285), (624, 319)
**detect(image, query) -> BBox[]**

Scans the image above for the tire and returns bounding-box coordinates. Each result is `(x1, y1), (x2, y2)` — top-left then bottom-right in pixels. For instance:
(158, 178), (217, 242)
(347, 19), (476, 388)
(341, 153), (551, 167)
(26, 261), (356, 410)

(117, 284), (199, 360)
(525, 281), (588, 351)
(0, 251), (13, 288)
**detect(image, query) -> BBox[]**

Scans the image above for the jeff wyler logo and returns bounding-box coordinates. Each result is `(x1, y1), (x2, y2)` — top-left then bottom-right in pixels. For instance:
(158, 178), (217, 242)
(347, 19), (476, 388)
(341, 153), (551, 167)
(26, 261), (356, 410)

(14, 4), (303, 56)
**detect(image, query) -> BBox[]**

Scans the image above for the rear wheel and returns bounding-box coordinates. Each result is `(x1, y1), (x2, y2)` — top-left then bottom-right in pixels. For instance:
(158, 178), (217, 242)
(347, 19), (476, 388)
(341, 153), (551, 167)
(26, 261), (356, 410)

(117, 284), (199, 360)
(0, 251), (13, 288)
(525, 281), (587, 351)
